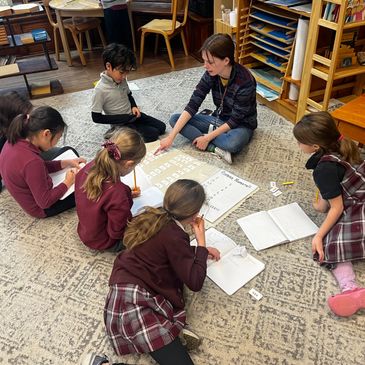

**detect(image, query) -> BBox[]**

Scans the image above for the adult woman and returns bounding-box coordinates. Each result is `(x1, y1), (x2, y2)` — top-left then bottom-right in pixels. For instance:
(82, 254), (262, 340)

(155, 33), (257, 164)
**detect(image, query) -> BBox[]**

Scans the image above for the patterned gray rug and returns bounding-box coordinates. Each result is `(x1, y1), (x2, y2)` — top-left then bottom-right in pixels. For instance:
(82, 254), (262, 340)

(1, 67), (365, 365)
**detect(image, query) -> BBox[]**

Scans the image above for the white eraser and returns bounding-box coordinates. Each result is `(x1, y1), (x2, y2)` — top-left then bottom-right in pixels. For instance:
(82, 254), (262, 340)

(249, 288), (263, 301)
(273, 190), (282, 197)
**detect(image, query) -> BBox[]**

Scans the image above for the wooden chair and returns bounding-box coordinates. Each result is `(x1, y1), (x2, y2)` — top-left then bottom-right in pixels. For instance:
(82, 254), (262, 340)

(139, 0), (189, 69)
(42, 0), (106, 66)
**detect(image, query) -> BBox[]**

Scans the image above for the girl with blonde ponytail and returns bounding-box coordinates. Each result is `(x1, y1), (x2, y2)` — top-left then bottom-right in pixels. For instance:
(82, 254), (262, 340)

(294, 111), (365, 317)
(84, 180), (220, 365)
(74, 128), (146, 251)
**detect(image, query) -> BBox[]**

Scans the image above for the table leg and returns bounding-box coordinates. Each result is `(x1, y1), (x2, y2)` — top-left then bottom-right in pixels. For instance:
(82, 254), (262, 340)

(55, 10), (72, 66)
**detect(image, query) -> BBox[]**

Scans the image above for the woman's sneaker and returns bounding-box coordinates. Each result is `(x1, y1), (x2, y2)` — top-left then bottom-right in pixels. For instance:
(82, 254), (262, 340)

(214, 147), (232, 164)
(180, 327), (202, 351)
(80, 353), (110, 365)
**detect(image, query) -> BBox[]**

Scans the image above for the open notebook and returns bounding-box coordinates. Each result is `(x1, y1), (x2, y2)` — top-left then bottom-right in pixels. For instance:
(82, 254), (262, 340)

(121, 167), (163, 216)
(191, 228), (265, 296)
(49, 149), (85, 200)
(237, 202), (318, 251)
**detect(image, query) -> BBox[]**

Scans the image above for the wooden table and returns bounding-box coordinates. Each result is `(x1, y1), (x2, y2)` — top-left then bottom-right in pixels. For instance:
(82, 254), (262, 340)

(49, 0), (136, 66)
(331, 94), (365, 146)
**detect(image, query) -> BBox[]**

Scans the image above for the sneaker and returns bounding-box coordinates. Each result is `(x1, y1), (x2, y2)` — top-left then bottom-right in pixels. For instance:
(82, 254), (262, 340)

(327, 287), (365, 317)
(214, 147), (232, 164)
(180, 327), (202, 351)
(80, 352), (110, 365)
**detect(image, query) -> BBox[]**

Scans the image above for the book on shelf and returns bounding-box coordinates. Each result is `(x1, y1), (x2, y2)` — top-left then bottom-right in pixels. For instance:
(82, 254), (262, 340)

(237, 202), (318, 251)
(19, 33), (34, 44)
(0, 55), (16, 66)
(190, 228), (265, 296)
(31, 29), (48, 42)
(11, 3), (40, 14)
(249, 22), (295, 44)
(0, 63), (19, 77)
(0, 5), (11, 16)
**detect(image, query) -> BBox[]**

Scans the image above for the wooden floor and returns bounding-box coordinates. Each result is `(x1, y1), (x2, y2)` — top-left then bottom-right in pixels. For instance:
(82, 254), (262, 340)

(1, 47), (202, 96)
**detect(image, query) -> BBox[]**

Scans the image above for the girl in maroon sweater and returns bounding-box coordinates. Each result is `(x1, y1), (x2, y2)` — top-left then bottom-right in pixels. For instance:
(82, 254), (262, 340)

(0, 106), (85, 218)
(75, 128), (146, 251)
(81, 180), (220, 365)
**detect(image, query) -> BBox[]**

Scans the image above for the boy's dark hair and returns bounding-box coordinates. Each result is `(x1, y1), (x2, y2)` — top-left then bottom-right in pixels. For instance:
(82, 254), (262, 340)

(102, 43), (137, 71)
(0, 91), (33, 136)
(7, 106), (66, 145)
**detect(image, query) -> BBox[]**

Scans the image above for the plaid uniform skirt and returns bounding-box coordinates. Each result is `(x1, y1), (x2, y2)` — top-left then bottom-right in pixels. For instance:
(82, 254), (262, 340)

(320, 155), (365, 264)
(104, 284), (186, 355)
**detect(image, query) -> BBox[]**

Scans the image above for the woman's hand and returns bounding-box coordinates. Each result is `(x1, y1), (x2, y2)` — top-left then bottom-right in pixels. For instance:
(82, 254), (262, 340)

(131, 107), (141, 118)
(207, 247), (220, 261)
(191, 215), (205, 246)
(154, 135), (174, 155)
(312, 234), (324, 263)
(193, 135), (210, 151)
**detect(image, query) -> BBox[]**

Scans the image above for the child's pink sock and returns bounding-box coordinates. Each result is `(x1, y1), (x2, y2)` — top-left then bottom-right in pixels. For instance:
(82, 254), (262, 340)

(331, 262), (358, 292)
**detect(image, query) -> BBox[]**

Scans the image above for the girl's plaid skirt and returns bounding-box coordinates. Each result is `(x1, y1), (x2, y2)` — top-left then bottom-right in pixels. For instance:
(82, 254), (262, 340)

(320, 155), (365, 264)
(104, 283), (186, 355)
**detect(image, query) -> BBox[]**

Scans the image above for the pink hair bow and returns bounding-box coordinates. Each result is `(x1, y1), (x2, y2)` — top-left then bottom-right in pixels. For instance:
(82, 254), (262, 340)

(102, 140), (122, 160)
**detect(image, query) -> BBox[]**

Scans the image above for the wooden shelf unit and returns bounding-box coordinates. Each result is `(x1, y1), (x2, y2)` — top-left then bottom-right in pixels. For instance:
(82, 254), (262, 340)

(0, 8), (63, 98)
(214, 0), (365, 123)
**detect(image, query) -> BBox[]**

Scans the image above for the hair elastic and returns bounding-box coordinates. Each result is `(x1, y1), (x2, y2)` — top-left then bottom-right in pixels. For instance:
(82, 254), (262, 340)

(102, 140), (122, 160)
(25, 114), (30, 124)
(338, 134), (344, 142)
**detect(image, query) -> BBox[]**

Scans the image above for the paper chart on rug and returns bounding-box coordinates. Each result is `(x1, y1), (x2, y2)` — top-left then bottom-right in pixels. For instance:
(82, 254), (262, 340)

(191, 228), (265, 296)
(50, 149), (85, 200)
(139, 142), (259, 223)
(237, 202), (318, 251)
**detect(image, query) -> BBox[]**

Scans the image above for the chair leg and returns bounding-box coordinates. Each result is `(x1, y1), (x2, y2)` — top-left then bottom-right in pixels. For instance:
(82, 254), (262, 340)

(54, 28), (60, 61)
(181, 29), (188, 56)
(85, 30), (92, 50)
(79, 33), (83, 51)
(163, 34), (175, 69)
(140, 31), (146, 65)
(97, 25), (107, 47)
(71, 30), (86, 66)
(154, 34), (159, 56)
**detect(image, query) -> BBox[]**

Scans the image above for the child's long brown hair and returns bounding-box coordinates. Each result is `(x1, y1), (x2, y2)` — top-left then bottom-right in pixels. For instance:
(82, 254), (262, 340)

(123, 179), (206, 250)
(83, 128), (146, 201)
(293, 111), (362, 165)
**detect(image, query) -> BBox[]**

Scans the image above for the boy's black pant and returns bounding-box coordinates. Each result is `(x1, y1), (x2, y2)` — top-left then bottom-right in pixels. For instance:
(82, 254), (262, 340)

(109, 112), (166, 143)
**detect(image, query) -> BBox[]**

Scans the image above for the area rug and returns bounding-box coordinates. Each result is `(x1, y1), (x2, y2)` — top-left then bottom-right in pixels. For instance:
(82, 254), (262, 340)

(1, 67), (365, 365)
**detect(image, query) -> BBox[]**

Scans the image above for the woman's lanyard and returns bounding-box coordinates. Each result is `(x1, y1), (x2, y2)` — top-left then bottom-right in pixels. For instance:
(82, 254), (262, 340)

(214, 78), (229, 127)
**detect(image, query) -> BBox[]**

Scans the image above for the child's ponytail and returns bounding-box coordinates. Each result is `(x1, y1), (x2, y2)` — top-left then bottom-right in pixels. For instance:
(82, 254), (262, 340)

(7, 106), (66, 145)
(339, 137), (362, 165)
(124, 179), (205, 250)
(83, 128), (146, 201)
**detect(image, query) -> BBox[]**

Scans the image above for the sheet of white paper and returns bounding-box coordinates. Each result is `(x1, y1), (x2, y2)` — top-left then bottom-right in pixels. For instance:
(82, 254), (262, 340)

(191, 228), (265, 295)
(201, 170), (258, 223)
(127, 82), (140, 91)
(268, 202), (318, 242)
(237, 211), (288, 251)
(121, 166), (153, 191)
(131, 186), (164, 216)
(49, 149), (82, 200)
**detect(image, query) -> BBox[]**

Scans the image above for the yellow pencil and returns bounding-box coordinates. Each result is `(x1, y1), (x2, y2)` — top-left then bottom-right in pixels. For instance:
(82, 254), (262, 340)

(315, 189), (319, 202)
(282, 181), (295, 185)
(133, 169), (137, 190)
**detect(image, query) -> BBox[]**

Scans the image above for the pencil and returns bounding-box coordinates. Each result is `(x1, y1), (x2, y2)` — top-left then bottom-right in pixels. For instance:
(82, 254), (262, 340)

(133, 169), (137, 190)
(315, 189), (319, 202)
(282, 181), (295, 185)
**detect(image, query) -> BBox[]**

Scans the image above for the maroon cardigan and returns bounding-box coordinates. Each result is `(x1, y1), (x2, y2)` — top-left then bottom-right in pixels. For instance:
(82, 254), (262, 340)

(0, 139), (67, 218)
(109, 221), (209, 309)
(75, 161), (133, 250)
